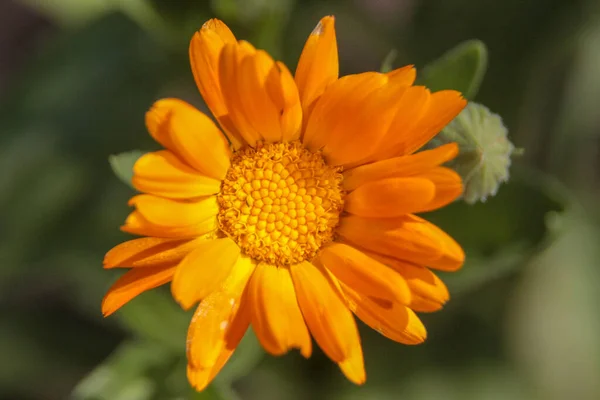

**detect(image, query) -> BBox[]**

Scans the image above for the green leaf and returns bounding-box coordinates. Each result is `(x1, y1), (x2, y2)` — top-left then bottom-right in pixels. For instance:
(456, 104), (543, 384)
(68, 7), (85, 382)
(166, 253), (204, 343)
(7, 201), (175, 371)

(380, 49), (398, 73)
(109, 150), (146, 189)
(72, 339), (238, 399)
(418, 40), (488, 99)
(115, 289), (191, 353)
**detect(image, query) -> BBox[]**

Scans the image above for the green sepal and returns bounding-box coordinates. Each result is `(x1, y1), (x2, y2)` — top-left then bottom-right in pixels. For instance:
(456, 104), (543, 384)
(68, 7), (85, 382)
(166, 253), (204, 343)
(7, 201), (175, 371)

(418, 39), (488, 99)
(108, 150), (146, 188)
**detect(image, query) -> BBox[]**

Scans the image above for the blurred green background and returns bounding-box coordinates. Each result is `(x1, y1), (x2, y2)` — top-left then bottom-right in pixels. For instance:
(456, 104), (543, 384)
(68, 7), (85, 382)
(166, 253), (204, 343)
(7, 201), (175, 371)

(1, 0), (599, 399)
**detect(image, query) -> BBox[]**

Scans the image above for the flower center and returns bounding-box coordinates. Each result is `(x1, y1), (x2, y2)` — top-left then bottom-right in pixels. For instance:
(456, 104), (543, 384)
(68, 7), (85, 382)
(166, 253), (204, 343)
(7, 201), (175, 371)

(217, 141), (344, 265)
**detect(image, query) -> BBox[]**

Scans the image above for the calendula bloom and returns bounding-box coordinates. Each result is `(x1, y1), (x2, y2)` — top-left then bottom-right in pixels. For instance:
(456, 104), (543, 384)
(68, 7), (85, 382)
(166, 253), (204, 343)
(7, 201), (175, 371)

(102, 16), (467, 390)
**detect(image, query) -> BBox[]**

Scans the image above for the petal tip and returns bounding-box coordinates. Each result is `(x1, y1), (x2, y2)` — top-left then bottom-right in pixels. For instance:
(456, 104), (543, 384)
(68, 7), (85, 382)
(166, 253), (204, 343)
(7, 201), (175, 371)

(100, 299), (114, 318)
(202, 18), (225, 31)
(339, 357), (366, 385)
(170, 278), (195, 311)
(313, 15), (335, 36)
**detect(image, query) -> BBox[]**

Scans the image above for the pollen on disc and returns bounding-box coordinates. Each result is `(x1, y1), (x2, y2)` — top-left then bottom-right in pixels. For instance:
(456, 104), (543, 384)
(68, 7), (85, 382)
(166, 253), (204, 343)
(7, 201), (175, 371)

(217, 141), (344, 265)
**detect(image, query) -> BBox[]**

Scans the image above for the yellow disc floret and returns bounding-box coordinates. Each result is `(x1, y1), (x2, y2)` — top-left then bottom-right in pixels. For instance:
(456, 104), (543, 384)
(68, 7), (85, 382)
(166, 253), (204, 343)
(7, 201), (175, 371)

(218, 141), (344, 265)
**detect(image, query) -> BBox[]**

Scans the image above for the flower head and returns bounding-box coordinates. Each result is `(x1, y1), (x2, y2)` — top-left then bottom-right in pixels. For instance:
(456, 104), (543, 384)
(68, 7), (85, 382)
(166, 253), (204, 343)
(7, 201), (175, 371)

(102, 16), (467, 390)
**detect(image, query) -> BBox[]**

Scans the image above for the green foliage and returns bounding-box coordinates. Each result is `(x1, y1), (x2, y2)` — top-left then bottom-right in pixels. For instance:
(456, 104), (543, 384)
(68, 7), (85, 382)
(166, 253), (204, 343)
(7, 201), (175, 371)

(16, 0), (117, 27)
(379, 49), (398, 73)
(109, 151), (146, 189)
(418, 40), (488, 100)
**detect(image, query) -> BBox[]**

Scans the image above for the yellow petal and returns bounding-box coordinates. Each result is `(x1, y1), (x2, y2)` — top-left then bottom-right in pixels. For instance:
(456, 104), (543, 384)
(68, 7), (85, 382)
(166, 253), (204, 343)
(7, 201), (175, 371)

(171, 238), (241, 309)
(343, 143), (459, 191)
(366, 252), (450, 312)
(121, 210), (217, 239)
(238, 50), (284, 142)
(341, 282), (427, 344)
(128, 195), (218, 228)
(295, 16), (338, 124)
(187, 294), (251, 391)
(290, 261), (362, 367)
(132, 151), (221, 199)
(268, 61), (303, 142)
(189, 19), (245, 149)
(337, 214), (465, 271)
(187, 323), (246, 393)
(145, 99), (232, 179)
(318, 243), (411, 305)
(248, 263), (312, 357)
(187, 255), (254, 369)
(344, 177), (435, 218)
(338, 340), (366, 385)
(187, 353), (233, 391)
(103, 236), (206, 269)
(101, 265), (176, 316)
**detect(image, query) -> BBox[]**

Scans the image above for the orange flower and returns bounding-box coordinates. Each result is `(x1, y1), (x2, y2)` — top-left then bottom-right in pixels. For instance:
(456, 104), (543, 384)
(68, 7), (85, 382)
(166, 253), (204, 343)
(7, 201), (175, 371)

(102, 16), (467, 390)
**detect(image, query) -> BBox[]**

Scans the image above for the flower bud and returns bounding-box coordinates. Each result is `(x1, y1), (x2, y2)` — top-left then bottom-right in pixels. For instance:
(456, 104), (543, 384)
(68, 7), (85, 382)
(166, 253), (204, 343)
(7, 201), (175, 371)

(428, 102), (515, 204)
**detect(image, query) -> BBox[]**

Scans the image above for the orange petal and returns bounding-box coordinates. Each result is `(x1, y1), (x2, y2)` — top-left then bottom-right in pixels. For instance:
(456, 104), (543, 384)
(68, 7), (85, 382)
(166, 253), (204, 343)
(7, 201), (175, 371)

(187, 313), (248, 393)
(295, 16), (339, 125)
(218, 41), (264, 147)
(103, 236), (206, 269)
(290, 261), (362, 367)
(171, 238), (241, 309)
(187, 255), (254, 370)
(348, 85), (429, 165)
(318, 243), (411, 305)
(386, 65), (417, 86)
(366, 252), (450, 312)
(219, 44), (302, 145)
(189, 19), (245, 149)
(337, 214), (465, 271)
(187, 349), (236, 392)
(101, 265), (176, 317)
(303, 72), (386, 153)
(383, 90), (466, 157)
(413, 167), (463, 213)
(132, 151), (221, 199)
(341, 282), (427, 344)
(128, 194), (218, 229)
(343, 143), (459, 191)
(145, 99), (232, 179)
(268, 61), (303, 142)
(344, 177), (435, 218)
(247, 263), (312, 357)
(304, 72), (411, 166)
